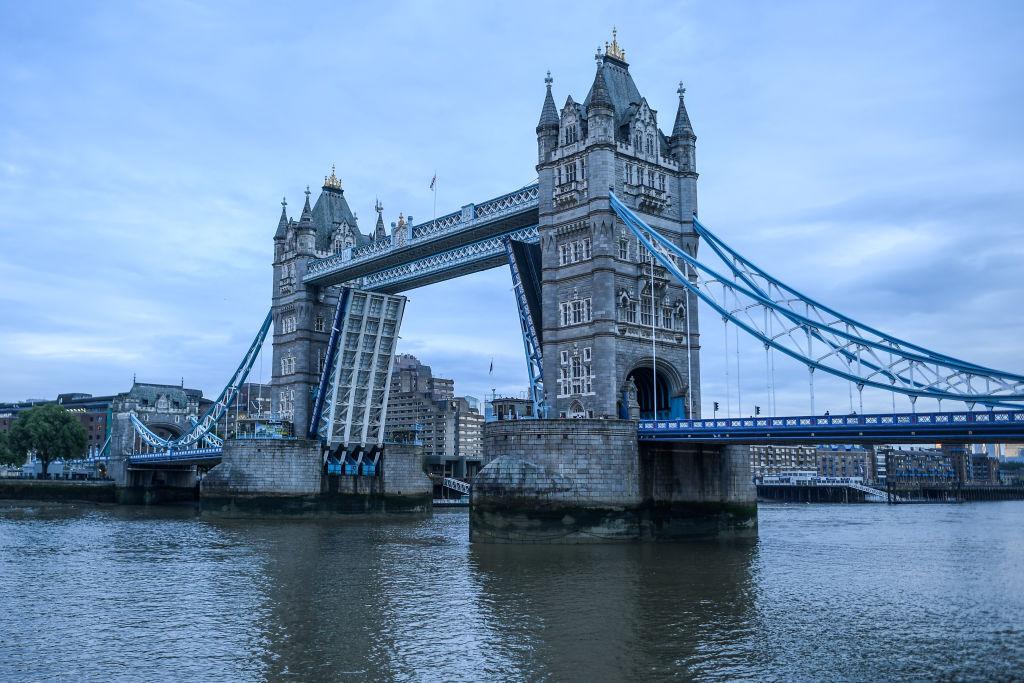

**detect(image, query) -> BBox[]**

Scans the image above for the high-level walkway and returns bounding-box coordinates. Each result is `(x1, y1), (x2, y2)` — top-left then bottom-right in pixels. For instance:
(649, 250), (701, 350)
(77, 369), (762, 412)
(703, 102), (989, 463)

(304, 184), (539, 292)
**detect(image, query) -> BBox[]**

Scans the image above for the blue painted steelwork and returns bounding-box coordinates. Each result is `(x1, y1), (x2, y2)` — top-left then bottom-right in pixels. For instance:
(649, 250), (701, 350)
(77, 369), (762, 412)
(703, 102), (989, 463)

(189, 416), (223, 447)
(303, 183), (539, 290)
(358, 225), (539, 292)
(503, 238), (546, 417)
(608, 192), (1024, 407)
(128, 446), (223, 465)
(310, 287), (350, 438)
(131, 310), (273, 449)
(638, 409), (1024, 444)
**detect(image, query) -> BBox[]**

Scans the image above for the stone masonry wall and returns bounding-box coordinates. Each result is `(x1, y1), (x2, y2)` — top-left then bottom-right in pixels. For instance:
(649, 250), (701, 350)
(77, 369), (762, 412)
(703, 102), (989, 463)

(475, 419), (640, 507)
(639, 442), (755, 503)
(202, 438), (321, 497)
(382, 443), (432, 497)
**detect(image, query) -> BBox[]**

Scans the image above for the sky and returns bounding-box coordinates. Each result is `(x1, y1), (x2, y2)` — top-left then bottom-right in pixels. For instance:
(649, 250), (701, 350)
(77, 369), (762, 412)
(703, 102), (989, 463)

(1, 1), (1022, 418)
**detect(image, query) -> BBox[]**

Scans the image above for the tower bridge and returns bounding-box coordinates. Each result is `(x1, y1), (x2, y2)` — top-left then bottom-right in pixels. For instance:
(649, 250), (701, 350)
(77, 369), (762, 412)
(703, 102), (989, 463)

(117, 33), (1024, 540)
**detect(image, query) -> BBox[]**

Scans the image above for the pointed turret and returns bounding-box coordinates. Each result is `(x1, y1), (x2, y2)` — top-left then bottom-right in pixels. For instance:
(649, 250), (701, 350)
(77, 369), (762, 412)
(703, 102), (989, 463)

(671, 82), (695, 141)
(374, 199), (387, 241)
(586, 62), (613, 114)
(299, 186), (314, 225)
(536, 71), (560, 164)
(274, 197), (289, 240)
(537, 71), (559, 133)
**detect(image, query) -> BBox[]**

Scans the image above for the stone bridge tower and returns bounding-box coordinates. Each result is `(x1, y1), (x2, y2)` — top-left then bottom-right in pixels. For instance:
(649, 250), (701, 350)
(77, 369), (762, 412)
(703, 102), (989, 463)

(536, 37), (701, 421)
(271, 169), (368, 435)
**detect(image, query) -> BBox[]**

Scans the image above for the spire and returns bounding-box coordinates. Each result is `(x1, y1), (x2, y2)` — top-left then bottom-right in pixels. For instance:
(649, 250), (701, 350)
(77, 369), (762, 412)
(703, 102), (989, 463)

(300, 186), (313, 224)
(587, 61), (613, 114)
(374, 198), (387, 240)
(537, 71), (559, 132)
(274, 197), (289, 239)
(671, 82), (694, 140)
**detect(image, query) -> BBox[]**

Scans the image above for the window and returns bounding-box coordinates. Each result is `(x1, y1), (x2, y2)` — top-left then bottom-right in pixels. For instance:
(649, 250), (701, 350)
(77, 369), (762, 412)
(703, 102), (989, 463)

(557, 347), (593, 397)
(618, 239), (629, 260)
(625, 165), (634, 184)
(558, 237), (592, 265)
(658, 174), (666, 191)
(661, 307), (674, 330)
(559, 298), (592, 326)
(634, 131), (642, 149)
(314, 315), (325, 333)
(280, 356), (296, 375)
(282, 316), (297, 334)
(640, 301), (653, 326)
(646, 134), (654, 155)
(580, 158), (585, 179)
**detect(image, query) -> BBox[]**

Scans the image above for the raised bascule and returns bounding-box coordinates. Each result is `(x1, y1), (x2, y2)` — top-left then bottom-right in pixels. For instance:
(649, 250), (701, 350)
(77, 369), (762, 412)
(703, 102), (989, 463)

(113, 34), (1024, 537)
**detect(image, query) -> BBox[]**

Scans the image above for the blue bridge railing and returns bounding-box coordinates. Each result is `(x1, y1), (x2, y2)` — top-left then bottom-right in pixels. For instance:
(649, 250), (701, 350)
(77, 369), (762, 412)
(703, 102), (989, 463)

(639, 409), (1024, 443)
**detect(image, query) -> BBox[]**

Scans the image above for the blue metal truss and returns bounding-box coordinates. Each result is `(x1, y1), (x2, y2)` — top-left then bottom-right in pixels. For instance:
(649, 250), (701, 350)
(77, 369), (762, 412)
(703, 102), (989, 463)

(608, 191), (1024, 408)
(310, 287), (350, 439)
(131, 310), (273, 449)
(503, 238), (546, 417)
(189, 416), (223, 447)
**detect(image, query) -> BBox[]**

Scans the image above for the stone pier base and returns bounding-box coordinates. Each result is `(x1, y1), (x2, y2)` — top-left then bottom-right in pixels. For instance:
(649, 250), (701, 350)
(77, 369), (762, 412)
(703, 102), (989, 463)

(110, 458), (199, 505)
(200, 438), (432, 517)
(470, 420), (757, 543)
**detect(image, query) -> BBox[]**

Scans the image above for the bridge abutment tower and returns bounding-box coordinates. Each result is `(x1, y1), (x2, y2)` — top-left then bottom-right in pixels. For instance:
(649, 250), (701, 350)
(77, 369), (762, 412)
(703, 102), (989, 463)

(537, 50), (700, 421)
(470, 43), (755, 543)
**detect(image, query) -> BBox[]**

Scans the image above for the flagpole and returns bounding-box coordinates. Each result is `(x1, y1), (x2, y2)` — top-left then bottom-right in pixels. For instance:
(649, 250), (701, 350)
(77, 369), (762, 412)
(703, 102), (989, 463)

(432, 170), (437, 229)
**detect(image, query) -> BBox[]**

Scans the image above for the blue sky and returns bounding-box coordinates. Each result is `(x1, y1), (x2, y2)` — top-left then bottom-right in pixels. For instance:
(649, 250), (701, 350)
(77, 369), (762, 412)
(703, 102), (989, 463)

(1, 1), (1022, 417)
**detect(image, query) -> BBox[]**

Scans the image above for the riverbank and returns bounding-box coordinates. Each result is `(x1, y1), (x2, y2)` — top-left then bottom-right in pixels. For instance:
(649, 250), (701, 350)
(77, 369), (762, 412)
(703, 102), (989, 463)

(0, 478), (116, 504)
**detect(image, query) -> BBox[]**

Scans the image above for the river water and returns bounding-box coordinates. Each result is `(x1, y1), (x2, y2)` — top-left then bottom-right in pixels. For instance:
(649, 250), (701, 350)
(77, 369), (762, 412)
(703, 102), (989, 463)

(1, 501), (1022, 682)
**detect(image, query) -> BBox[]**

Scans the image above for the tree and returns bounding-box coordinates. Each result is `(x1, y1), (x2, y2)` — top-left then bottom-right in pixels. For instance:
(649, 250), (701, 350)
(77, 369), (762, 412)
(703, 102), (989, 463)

(8, 403), (88, 477)
(0, 430), (24, 467)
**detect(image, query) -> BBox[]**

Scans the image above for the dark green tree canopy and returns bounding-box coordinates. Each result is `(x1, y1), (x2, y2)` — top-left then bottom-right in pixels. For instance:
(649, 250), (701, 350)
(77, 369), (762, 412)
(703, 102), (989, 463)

(0, 430), (24, 467)
(8, 403), (88, 475)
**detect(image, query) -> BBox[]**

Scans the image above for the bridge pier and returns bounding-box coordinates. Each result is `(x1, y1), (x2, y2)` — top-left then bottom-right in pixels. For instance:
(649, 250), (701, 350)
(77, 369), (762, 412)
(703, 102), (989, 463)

(470, 420), (757, 543)
(199, 439), (432, 516)
(109, 459), (199, 505)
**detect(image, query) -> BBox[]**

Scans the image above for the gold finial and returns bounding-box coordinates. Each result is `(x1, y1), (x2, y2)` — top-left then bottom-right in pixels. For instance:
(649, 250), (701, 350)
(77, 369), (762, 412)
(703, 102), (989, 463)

(324, 164), (342, 190)
(605, 27), (626, 61)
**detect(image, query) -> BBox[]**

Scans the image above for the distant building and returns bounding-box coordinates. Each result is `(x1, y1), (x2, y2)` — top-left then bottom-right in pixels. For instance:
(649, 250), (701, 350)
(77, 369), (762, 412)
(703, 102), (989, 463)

(223, 382), (272, 437)
(487, 395), (535, 422)
(1, 393), (115, 458)
(880, 446), (955, 486)
(749, 445), (817, 481)
(385, 355), (484, 479)
(816, 444), (874, 482)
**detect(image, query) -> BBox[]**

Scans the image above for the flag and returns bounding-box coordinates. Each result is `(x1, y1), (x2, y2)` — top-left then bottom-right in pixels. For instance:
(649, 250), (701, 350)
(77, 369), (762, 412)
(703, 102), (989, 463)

(429, 174), (436, 191)
(489, 358), (493, 376)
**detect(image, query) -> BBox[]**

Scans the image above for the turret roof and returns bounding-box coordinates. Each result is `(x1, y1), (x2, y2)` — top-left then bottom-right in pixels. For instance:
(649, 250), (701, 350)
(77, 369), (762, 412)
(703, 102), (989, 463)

(671, 83), (695, 140)
(537, 71), (559, 131)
